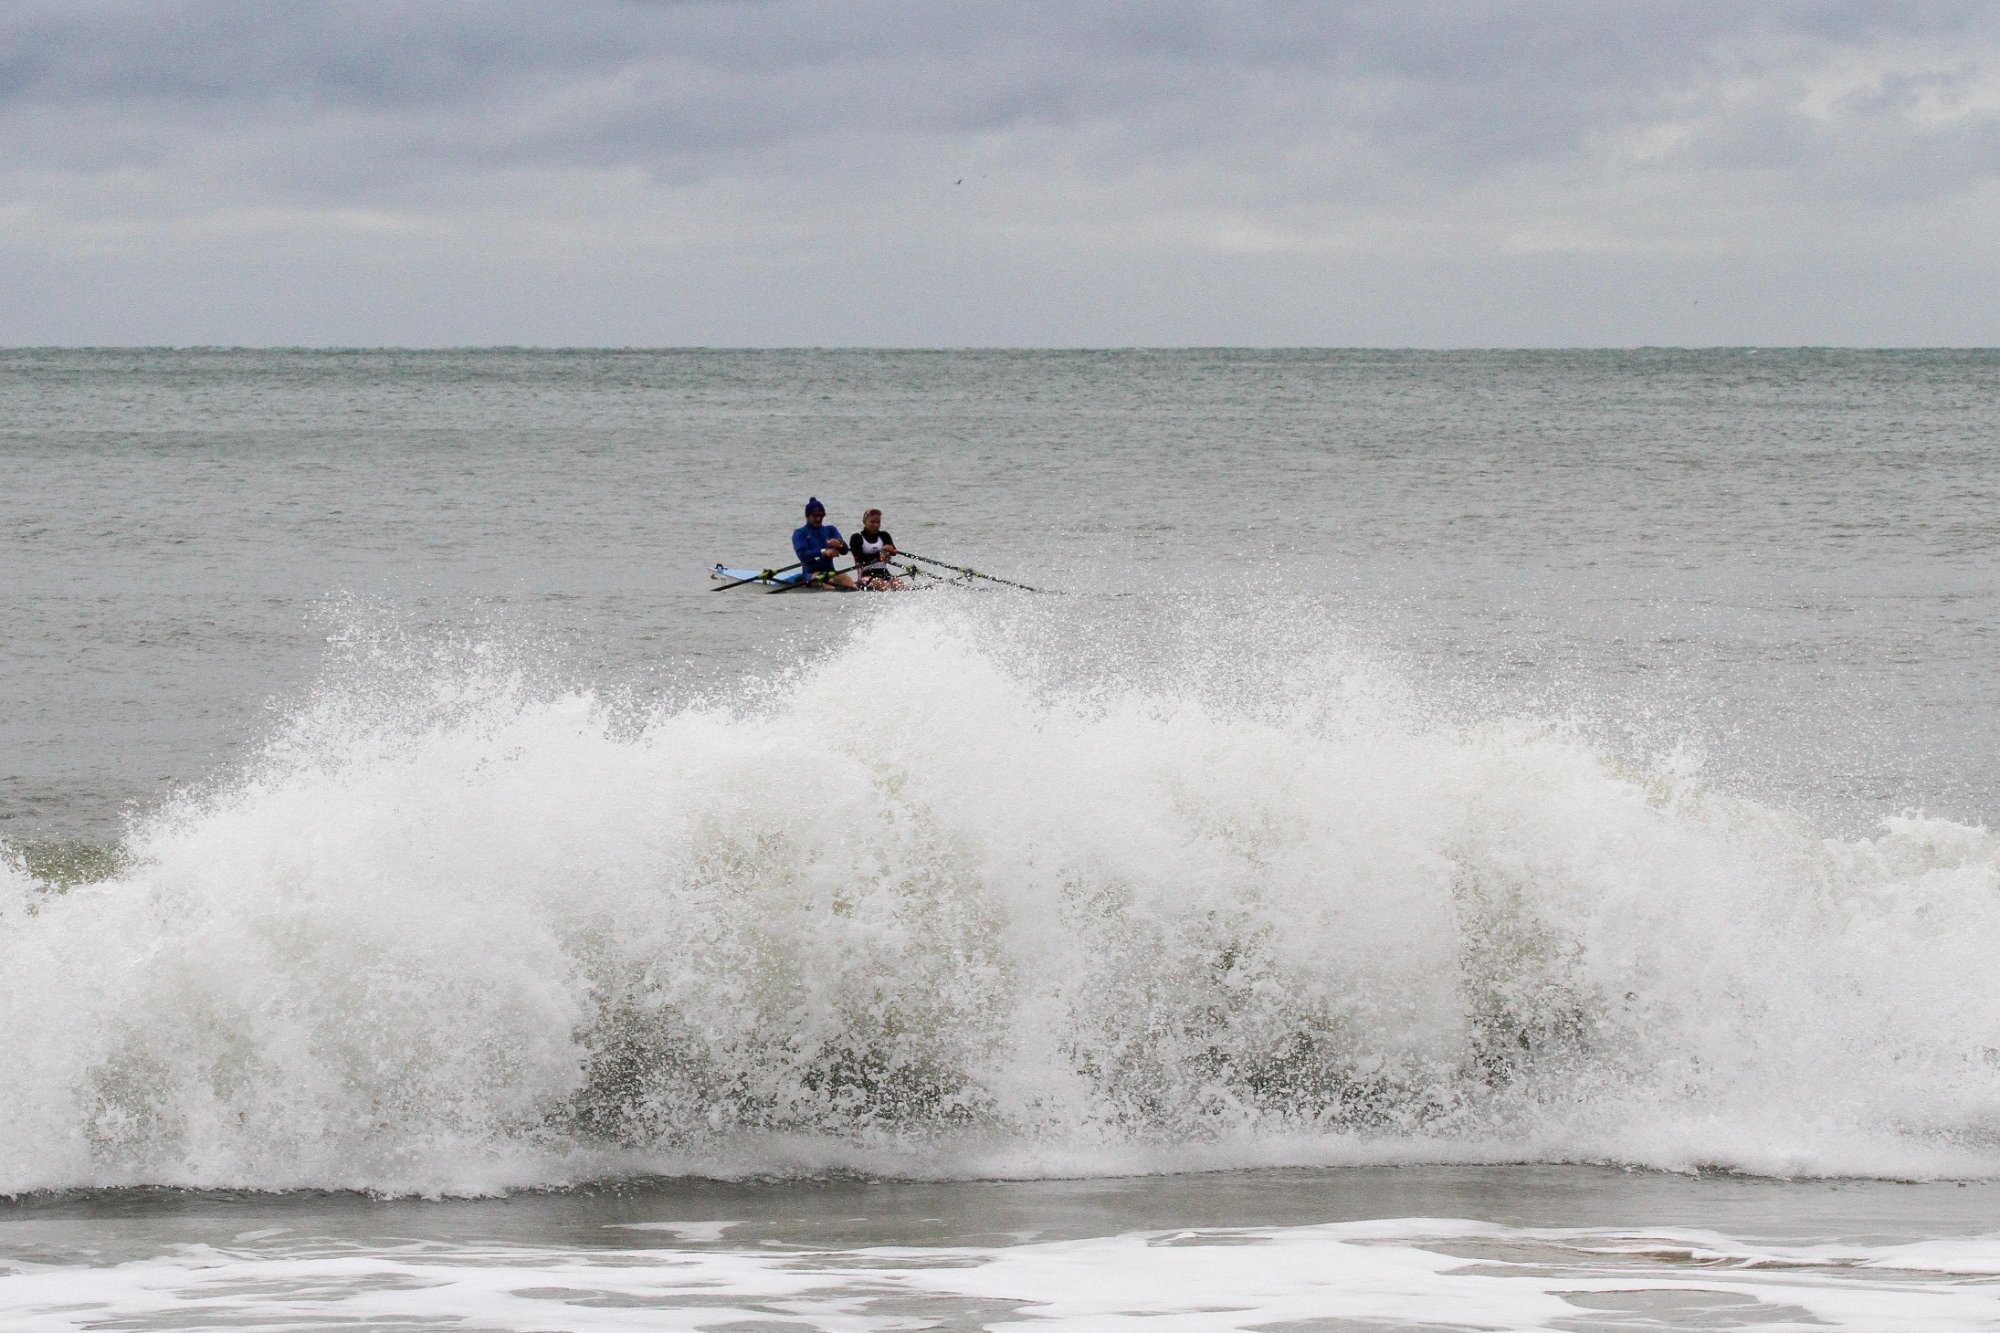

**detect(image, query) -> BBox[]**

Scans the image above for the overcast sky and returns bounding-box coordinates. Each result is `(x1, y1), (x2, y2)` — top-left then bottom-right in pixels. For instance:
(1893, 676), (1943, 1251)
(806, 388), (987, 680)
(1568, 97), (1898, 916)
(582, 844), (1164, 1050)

(4, 0), (1997, 346)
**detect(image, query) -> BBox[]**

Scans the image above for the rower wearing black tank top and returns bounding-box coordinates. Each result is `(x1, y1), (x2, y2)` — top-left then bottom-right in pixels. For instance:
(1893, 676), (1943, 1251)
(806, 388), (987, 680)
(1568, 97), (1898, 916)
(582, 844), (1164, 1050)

(852, 509), (905, 589)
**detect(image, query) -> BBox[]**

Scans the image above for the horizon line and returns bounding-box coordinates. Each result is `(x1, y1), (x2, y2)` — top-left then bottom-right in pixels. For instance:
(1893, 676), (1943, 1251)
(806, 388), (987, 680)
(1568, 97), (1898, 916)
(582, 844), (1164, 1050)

(5, 343), (1997, 354)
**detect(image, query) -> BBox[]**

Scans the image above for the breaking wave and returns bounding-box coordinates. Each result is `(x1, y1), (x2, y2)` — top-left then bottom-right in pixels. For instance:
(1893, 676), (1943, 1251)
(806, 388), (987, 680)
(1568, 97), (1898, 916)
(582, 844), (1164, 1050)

(2, 598), (1998, 1195)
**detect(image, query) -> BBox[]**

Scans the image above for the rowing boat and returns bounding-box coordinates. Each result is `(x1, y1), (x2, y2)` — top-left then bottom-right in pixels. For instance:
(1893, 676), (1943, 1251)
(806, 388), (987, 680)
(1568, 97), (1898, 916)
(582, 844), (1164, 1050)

(712, 557), (1033, 596)
(709, 564), (928, 592)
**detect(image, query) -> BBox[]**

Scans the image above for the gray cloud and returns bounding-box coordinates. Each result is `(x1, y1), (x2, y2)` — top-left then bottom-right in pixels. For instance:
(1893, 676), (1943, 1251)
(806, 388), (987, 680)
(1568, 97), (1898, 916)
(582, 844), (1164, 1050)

(9, 2), (1992, 171)
(2, 1), (1997, 343)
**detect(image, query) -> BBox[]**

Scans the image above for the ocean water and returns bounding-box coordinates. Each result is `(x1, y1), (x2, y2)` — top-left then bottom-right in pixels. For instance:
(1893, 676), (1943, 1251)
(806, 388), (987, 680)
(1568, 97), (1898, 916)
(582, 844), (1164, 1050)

(2, 348), (1998, 1328)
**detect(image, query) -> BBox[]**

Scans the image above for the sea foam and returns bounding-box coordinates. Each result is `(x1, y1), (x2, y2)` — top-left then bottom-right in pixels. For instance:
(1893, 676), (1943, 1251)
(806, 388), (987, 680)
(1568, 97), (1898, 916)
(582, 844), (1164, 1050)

(2, 599), (1997, 1195)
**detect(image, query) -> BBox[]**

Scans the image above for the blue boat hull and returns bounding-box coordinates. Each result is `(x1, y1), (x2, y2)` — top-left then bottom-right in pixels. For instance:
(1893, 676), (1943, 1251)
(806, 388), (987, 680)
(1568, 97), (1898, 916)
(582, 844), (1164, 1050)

(710, 564), (923, 592)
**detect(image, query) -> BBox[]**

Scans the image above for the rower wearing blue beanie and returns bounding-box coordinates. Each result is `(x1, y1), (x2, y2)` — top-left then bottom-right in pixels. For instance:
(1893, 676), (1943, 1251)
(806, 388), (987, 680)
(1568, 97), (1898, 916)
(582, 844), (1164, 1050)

(791, 498), (857, 589)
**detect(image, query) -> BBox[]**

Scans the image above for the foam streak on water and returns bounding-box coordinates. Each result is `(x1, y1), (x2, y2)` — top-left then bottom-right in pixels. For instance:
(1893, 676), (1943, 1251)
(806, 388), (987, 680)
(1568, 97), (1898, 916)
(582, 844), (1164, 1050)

(2, 600), (1998, 1195)
(5, 1220), (2000, 1331)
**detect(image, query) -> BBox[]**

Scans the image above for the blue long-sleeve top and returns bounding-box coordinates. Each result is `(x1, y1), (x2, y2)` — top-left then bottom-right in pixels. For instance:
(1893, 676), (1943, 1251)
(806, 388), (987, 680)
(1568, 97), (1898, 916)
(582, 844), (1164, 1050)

(792, 521), (845, 575)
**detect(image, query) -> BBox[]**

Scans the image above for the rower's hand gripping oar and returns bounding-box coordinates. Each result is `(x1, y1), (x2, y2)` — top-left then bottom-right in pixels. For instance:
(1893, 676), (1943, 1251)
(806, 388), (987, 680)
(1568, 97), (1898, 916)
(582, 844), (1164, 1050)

(900, 551), (1053, 594)
(771, 537), (861, 593)
(712, 560), (804, 591)
(771, 545), (862, 593)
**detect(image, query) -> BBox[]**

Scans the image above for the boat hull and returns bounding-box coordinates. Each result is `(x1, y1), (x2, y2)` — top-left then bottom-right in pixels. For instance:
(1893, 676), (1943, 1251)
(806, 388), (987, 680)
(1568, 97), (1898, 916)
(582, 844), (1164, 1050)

(710, 565), (926, 592)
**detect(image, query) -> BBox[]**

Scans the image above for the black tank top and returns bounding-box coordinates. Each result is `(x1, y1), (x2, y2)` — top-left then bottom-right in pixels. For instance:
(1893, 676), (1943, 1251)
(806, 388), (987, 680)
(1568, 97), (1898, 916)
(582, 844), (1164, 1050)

(852, 530), (894, 566)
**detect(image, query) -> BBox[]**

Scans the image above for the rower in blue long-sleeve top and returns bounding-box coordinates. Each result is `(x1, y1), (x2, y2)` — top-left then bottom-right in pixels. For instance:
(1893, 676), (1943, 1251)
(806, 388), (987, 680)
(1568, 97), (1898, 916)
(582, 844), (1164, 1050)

(791, 497), (857, 589)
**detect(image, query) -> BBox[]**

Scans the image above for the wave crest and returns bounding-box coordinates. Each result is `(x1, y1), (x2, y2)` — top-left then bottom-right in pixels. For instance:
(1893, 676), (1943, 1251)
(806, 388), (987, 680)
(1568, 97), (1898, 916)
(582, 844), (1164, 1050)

(4, 602), (1998, 1194)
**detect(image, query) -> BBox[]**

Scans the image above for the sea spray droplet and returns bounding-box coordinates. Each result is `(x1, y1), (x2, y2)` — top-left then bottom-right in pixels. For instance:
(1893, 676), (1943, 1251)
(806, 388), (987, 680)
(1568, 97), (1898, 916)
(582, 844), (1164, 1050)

(2, 600), (1998, 1194)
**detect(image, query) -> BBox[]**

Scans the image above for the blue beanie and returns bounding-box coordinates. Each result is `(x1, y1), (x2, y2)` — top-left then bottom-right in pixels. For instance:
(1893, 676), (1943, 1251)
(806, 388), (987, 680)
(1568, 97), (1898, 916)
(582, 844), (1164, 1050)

(806, 496), (825, 515)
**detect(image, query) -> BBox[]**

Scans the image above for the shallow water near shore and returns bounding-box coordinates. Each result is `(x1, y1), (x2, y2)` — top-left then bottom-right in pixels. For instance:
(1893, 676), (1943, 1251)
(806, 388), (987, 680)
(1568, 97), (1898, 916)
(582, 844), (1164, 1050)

(5, 1167), (2000, 1330)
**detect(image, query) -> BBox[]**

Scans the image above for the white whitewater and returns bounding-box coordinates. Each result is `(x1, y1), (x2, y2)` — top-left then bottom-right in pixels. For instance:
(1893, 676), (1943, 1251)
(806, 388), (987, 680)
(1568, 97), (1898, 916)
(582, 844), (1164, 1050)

(2, 599), (1997, 1196)
(9, 1219), (2000, 1331)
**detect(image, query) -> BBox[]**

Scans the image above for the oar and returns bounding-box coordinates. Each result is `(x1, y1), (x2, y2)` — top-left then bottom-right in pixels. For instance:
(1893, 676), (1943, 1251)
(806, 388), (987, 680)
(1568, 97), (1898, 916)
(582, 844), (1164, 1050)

(769, 564), (858, 593)
(900, 551), (1052, 593)
(775, 558), (929, 593)
(711, 560), (803, 591)
(868, 560), (948, 589)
